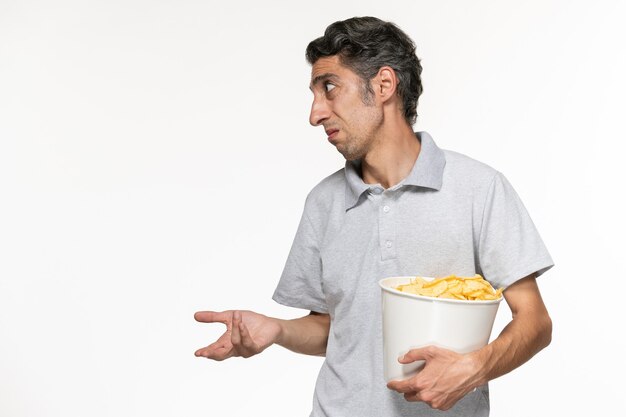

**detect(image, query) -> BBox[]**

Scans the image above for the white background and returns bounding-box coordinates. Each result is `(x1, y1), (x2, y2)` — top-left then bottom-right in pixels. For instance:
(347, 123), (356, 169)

(1, 0), (624, 416)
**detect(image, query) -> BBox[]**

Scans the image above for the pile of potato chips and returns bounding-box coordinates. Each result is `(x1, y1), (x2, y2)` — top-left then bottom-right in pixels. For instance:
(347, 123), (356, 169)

(395, 274), (503, 301)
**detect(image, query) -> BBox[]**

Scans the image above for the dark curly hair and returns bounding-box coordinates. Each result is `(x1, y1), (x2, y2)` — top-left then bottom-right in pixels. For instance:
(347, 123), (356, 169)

(306, 17), (423, 126)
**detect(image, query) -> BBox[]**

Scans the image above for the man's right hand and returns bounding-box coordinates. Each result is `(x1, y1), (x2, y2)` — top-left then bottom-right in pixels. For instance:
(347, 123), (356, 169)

(194, 310), (282, 360)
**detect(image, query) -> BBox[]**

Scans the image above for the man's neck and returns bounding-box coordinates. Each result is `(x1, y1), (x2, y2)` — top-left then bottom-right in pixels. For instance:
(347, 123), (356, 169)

(360, 123), (421, 189)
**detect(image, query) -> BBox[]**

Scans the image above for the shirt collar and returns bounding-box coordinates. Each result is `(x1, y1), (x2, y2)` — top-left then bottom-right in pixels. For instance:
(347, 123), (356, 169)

(344, 131), (446, 211)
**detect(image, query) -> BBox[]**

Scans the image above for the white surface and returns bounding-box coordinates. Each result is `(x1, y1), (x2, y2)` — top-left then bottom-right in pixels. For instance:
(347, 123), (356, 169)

(380, 277), (501, 382)
(1, 1), (625, 416)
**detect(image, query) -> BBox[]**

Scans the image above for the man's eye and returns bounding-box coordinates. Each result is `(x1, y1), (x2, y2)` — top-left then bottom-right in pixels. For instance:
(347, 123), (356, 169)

(324, 83), (336, 92)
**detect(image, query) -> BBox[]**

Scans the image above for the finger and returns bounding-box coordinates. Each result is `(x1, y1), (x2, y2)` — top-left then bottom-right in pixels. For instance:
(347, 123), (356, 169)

(195, 330), (232, 357)
(387, 379), (415, 394)
(237, 319), (258, 353)
(195, 340), (233, 361)
(404, 391), (421, 402)
(195, 332), (232, 358)
(399, 346), (434, 364)
(230, 311), (242, 346)
(194, 310), (231, 324)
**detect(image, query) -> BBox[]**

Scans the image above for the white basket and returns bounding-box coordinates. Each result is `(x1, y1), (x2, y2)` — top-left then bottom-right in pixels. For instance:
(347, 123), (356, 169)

(379, 276), (502, 382)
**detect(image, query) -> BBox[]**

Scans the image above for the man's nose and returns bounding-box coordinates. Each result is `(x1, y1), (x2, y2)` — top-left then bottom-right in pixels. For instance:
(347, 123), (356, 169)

(309, 97), (330, 127)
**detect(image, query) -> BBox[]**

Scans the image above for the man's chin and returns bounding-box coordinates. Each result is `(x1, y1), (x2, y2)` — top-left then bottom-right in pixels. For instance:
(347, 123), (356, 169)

(336, 148), (354, 161)
(334, 144), (361, 161)
(339, 150), (363, 162)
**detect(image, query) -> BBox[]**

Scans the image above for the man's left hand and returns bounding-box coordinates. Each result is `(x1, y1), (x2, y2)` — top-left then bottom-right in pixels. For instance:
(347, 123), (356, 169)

(386, 345), (483, 411)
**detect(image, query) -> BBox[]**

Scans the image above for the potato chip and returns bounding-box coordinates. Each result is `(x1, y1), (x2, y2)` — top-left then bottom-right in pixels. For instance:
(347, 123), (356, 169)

(395, 274), (503, 301)
(447, 281), (464, 295)
(396, 276), (427, 295)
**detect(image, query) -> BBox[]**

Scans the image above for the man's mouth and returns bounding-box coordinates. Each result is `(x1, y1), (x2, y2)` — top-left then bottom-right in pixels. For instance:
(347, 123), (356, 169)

(326, 129), (339, 141)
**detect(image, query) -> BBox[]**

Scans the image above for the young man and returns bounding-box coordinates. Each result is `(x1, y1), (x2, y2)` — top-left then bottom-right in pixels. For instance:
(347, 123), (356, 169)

(195, 17), (553, 417)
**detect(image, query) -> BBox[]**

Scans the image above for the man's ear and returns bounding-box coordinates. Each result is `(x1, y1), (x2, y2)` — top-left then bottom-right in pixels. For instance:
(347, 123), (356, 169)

(376, 66), (398, 102)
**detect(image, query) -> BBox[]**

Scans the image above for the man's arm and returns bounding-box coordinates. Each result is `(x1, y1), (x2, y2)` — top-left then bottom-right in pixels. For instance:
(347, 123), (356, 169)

(275, 311), (330, 356)
(194, 310), (330, 360)
(386, 274), (552, 410)
(471, 274), (552, 382)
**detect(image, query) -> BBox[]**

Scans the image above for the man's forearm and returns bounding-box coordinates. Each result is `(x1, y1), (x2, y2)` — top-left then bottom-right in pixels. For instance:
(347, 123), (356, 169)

(470, 275), (552, 384)
(275, 312), (330, 356)
(472, 309), (551, 385)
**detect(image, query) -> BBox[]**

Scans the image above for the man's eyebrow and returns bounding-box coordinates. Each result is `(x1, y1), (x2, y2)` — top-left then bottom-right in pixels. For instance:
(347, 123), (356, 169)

(309, 73), (339, 90)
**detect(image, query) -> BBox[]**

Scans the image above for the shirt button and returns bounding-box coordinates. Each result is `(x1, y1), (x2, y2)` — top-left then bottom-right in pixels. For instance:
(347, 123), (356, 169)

(386, 241), (392, 248)
(372, 187), (383, 195)
(383, 205), (390, 213)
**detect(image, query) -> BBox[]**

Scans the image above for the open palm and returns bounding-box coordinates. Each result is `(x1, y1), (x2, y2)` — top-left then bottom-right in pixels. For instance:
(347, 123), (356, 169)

(194, 310), (282, 360)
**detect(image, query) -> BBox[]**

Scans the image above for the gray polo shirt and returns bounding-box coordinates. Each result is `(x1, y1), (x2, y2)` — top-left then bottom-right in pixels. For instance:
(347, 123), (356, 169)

(273, 131), (553, 417)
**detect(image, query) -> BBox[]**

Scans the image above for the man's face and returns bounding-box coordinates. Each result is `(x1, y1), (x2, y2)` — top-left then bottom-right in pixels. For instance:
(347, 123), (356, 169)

(309, 55), (383, 161)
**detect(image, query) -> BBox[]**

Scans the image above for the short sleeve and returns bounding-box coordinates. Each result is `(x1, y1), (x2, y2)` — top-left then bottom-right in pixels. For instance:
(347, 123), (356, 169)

(477, 172), (554, 289)
(272, 199), (328, 314)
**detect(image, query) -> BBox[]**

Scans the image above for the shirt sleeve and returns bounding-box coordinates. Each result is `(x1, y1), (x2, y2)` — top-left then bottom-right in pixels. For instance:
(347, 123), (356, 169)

(272, 197), (328, 314)
(477, 172), (554, 289)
